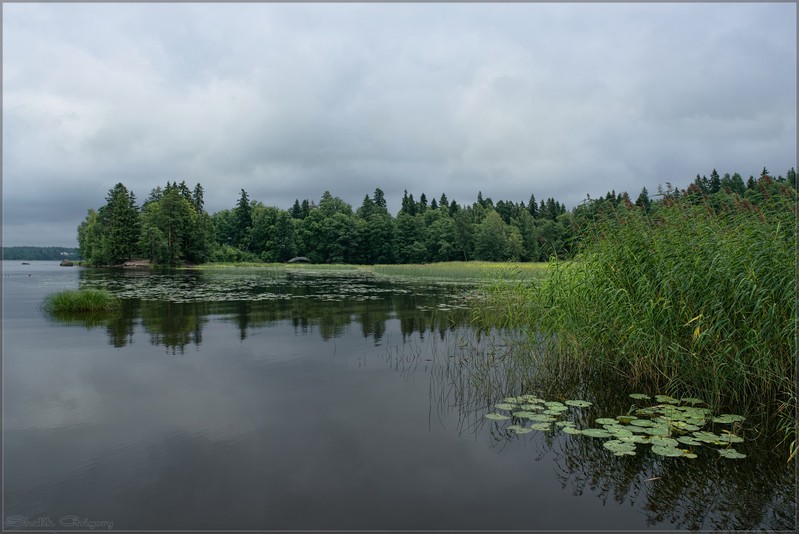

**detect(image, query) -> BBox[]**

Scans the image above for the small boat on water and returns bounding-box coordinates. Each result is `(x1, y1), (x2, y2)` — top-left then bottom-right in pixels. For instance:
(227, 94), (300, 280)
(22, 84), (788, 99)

(21, 262), (30, 265)
(59, 260), (74, 267)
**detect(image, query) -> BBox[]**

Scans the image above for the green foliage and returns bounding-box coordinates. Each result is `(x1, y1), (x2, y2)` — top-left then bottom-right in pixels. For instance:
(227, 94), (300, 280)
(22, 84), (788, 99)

(3, 247), (81, 261)
(42, 289), (120, 313)
(481, 186), (796, 456)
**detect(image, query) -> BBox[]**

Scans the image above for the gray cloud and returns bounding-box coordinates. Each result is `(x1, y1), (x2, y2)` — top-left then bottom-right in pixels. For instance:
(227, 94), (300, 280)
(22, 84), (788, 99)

(3, 3), (795, 246)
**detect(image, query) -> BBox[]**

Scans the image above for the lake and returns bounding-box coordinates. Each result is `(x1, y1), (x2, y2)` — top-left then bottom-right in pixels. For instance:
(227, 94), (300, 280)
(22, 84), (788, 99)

(3, 261), (795, 530)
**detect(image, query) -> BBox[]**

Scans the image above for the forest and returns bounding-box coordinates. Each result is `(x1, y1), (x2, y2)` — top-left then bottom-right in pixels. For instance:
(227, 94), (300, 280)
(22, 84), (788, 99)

(76, 167), (796, 267)
(3, 246), (81, 261)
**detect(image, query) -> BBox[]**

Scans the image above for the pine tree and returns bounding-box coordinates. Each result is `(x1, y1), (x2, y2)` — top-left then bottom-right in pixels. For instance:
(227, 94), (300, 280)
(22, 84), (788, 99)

(234, 189), (252, 249)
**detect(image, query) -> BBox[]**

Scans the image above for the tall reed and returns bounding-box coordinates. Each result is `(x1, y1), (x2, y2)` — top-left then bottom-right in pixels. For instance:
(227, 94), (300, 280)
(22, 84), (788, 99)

(481, 190), (796, 455)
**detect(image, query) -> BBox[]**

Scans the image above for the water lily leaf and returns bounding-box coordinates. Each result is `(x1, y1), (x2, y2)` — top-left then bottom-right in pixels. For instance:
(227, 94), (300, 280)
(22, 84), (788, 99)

(565, 399), (592, 408)
(608, 428), (634, 439)
(544, 401), (566, 409)
(680, 397), (705, 405)
(683, 452), (698, 459)
(650, 436), (679, 447)
(555, 420), (576, 427)
(676, 436), (701, 446)
(654, 394), (680, 404)
(716, 433), (744, 444)
(620, 434), (650, 444)
(646, 425), (671, 436)
(581, 428), (612, 438)
(603, 439), (637, 453)
(652, 445), (684, 457)
(526, 414), (557, 422)
(692, 431), (722, 443)
(629, 393), (650, 400)
(717, 448), (746, 459)
(512, 411), (538, 418)
(495, 403), (516, 411)
(507, 425), (524, 431)
(670, 421), (701, 432)
(520, 403), (543, 411)
(485, 413), (510, 420)
(530, 422), (553, 431)
(512, 427), (533, 434)
(614, 450), (636, 456)
(562, 427), (583, 435)
(616, 415), (638, 424)
(630, 419), (655, 427)
(595, 418), (617, 426)
(503, 396), (521, 403)
(712, 414), (746, 424)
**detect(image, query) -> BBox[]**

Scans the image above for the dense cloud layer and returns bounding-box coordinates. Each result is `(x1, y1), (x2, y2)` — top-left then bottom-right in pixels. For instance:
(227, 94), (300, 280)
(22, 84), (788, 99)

(3, 3), (796, 247)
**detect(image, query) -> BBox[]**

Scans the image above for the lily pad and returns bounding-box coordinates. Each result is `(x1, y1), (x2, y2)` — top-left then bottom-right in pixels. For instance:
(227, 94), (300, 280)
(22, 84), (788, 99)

(603, 439), (637, 454)
(712, 414), (746, 424)
(692, 431), (723, 443)
(676, 436), (701, 446)
(595, 418), (618, 426)
(512, 411), (538, 418)
(680, 397), (705, 405)
(630, 419), (655, 427)
(604, 426), (633, 438)
(530, 422), (553, 431)
(511, 427), (533, 434)
(717, 448), (747, 459)
(526, 414), (557, 422)
(485, 413), (510, 420)
(581, 428), (612, 438)
(616, 415), (638, 424)
(649, 436), (679, 447)
(654, 394), (680, 404)
(652, 445), (684, 457)
(716, 433), (744, 444)
(562, 427), (583, 435)
(555, 420), (576, 427)
(670, 421), (701, 432)
(629, 393), (650, 400)
(503, 396), (521, 403)
(565, 400), (592, 408)
(645, 425), (671, 437)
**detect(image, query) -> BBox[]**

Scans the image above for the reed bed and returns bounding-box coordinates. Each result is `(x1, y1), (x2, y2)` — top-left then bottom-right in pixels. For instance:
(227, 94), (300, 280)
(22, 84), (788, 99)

(42, 288), (121, 313)
(480, 193), (796, 457)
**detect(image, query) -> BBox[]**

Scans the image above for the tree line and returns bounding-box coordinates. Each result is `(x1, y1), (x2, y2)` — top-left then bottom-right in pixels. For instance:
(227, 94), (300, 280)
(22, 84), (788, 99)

(76, 167), (796, 266)
(3, 246), (80, 261)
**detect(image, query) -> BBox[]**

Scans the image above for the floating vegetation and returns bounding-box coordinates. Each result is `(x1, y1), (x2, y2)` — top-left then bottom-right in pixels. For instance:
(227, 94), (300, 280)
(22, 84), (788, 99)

(484, 392), (750, 460)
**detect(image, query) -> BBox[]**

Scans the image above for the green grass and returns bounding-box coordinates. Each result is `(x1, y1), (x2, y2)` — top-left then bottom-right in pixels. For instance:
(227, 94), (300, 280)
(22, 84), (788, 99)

(479, 192), (796, 458)
(42, 288), (121, 313)
(373, 261), (548, 280)
(191, 260), (548, 281)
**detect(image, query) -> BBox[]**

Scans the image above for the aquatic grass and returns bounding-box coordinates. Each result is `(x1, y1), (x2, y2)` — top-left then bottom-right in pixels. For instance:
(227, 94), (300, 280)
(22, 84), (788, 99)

(478, 190), (796, 457)
(42, 288), (121, 313)
(373, 261), (548, 281)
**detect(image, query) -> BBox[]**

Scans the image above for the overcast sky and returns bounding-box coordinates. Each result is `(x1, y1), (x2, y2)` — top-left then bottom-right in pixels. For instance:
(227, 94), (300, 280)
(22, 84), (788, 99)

(3, 3), (796, 247)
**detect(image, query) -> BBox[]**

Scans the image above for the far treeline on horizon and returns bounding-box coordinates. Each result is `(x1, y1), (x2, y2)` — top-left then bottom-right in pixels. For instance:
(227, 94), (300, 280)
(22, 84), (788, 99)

(20, 166), (799, 266)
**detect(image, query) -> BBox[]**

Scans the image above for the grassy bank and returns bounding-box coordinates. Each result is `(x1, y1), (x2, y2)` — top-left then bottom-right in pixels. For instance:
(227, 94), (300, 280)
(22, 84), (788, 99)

(190, 260), (548, 280)
(480, 194), (796, 458)
(373, 261), (548, 280)
(43, 289), (121, 313)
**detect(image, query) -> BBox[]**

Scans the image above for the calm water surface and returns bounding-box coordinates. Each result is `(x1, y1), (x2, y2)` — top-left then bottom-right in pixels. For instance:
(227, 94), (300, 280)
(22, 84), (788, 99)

(3, 261), (795, 530)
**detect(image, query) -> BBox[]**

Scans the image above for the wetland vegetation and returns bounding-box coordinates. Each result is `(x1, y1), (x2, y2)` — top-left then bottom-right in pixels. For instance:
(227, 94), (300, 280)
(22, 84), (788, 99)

(21, 166), (795, 528)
